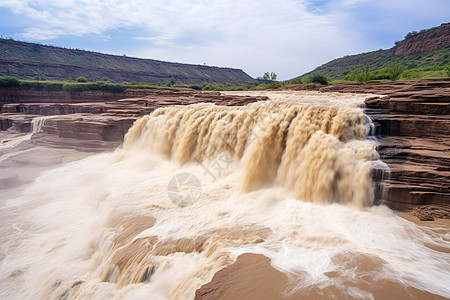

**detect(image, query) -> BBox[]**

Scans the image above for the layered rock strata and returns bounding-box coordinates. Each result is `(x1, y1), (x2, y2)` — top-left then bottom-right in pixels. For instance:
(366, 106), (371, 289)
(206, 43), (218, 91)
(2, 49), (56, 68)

(1, 81), (449, 213)
(0, 89), (267, 150)
(319, 79), (450, 217)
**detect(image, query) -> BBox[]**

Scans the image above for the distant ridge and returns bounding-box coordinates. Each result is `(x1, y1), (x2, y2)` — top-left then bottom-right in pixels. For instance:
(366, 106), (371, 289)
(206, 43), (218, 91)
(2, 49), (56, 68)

(295, 23), (450, 80)
(0, 39), (254, 86)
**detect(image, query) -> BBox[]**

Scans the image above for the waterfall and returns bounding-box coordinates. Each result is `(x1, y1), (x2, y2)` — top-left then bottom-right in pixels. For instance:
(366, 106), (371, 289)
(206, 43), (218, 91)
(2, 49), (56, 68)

(1, 92), (447, 300)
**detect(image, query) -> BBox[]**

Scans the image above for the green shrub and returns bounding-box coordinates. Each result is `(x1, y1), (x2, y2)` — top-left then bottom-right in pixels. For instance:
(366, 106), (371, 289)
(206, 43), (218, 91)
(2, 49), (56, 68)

(22, 81), (44, 90)
(202, 83), (221, 91)
(445, 65), (450, 77)
(126, 83), (158, 89)
(349, 64), (372, 84)
(63, 83), (95, 92)
(287, 77), (303, 85)
(370, 67), (391, 80)
(62, 82), (126, 93)
(98, 83), (126, 92)
(44, 82), (63, 90)
(76, 76), (88, 83)
(0, 76), (21, 87)
(230, 86), (245, 91)
(386, 64), (406, 81)
(19, 81), (63, 90)
(268, 81), (282, 89)
(307, 73), (329, 85)
(402, 69), (420, 79)
(166, 77), (176, 87)
(404, 31), (418, 40)
(246, 81), (259, 89)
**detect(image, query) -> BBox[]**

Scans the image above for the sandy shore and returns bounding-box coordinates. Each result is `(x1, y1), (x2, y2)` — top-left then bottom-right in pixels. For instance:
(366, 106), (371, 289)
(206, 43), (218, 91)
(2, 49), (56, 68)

(195, 250), (448, 300)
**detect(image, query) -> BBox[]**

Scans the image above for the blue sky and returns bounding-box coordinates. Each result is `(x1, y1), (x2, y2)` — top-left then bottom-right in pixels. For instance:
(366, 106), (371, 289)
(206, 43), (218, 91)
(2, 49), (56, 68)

(0, 0), (448, 80)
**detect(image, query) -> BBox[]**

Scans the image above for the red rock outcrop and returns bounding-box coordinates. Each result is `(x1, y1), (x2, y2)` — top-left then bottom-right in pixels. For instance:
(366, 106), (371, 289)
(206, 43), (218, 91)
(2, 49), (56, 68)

(0, 89), (267, 150)
(319, 79), (450, 215)
(391, 23), (450, 55)
(0, 87), (178, 104)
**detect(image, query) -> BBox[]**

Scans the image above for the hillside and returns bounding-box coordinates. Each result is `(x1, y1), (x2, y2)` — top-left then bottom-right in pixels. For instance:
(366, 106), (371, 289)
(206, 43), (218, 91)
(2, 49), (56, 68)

(0, 39), (254, 86)
(296, 23), (450, 81)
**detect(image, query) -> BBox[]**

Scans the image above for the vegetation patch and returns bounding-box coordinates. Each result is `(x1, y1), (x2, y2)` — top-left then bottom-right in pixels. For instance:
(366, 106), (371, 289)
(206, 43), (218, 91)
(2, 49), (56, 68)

(0, 76), (21, 87)
(295, 44), (450, 81)
(62, 82), (126, 92)
(22, 81), (64, 90)
(306, 73), (329, 85)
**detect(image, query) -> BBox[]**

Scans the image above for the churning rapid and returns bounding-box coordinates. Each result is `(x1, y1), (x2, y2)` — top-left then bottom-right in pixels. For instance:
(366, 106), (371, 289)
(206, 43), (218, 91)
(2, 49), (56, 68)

(0, 91), (449, 300)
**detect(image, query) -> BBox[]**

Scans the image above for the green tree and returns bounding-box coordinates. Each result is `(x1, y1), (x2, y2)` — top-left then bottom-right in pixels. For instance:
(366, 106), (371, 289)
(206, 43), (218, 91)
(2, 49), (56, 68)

(268, 81), (281, 89)
(76, 76), (88, 82)
(269, 72), (277, 81)
(307, 73), (329, 85)
(261, 72), (277, 81)
(166, 77), (176, 87)
(404, 31), (418, 40)
(351, 64), (371, 84)
(386, 64), (406, 81)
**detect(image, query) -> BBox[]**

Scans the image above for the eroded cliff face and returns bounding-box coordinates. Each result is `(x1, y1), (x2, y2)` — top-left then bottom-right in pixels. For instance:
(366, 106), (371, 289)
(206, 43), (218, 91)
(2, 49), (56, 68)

(0, 89), (267, 151)
(319, 79), (450, 217)
(391, 23), (450, 55)
(0, 87), (170, 104)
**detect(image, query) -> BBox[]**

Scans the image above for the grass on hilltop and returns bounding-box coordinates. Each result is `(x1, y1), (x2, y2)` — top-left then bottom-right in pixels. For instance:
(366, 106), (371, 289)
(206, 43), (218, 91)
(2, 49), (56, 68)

(0, 77), (189, 92)
(1, 64), (449, 93)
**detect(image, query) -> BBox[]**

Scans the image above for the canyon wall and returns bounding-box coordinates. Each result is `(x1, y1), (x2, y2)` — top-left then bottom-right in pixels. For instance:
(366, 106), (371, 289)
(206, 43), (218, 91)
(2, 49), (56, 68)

(1, 81), (449, 212)
(0, 89), (267, 151)
(320, 79), (450, 215)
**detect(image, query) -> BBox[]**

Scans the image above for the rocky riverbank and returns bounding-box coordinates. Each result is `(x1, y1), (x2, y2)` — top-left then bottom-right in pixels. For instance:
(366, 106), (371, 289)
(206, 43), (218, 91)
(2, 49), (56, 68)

(0, 89), (267, 151)
(1, 81), (448, 217)
(316, 79), (450, 219)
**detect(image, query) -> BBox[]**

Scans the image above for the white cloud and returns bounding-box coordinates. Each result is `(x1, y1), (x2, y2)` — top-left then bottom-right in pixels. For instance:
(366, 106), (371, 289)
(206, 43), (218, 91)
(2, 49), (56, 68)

(0, 0), (447, 79)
